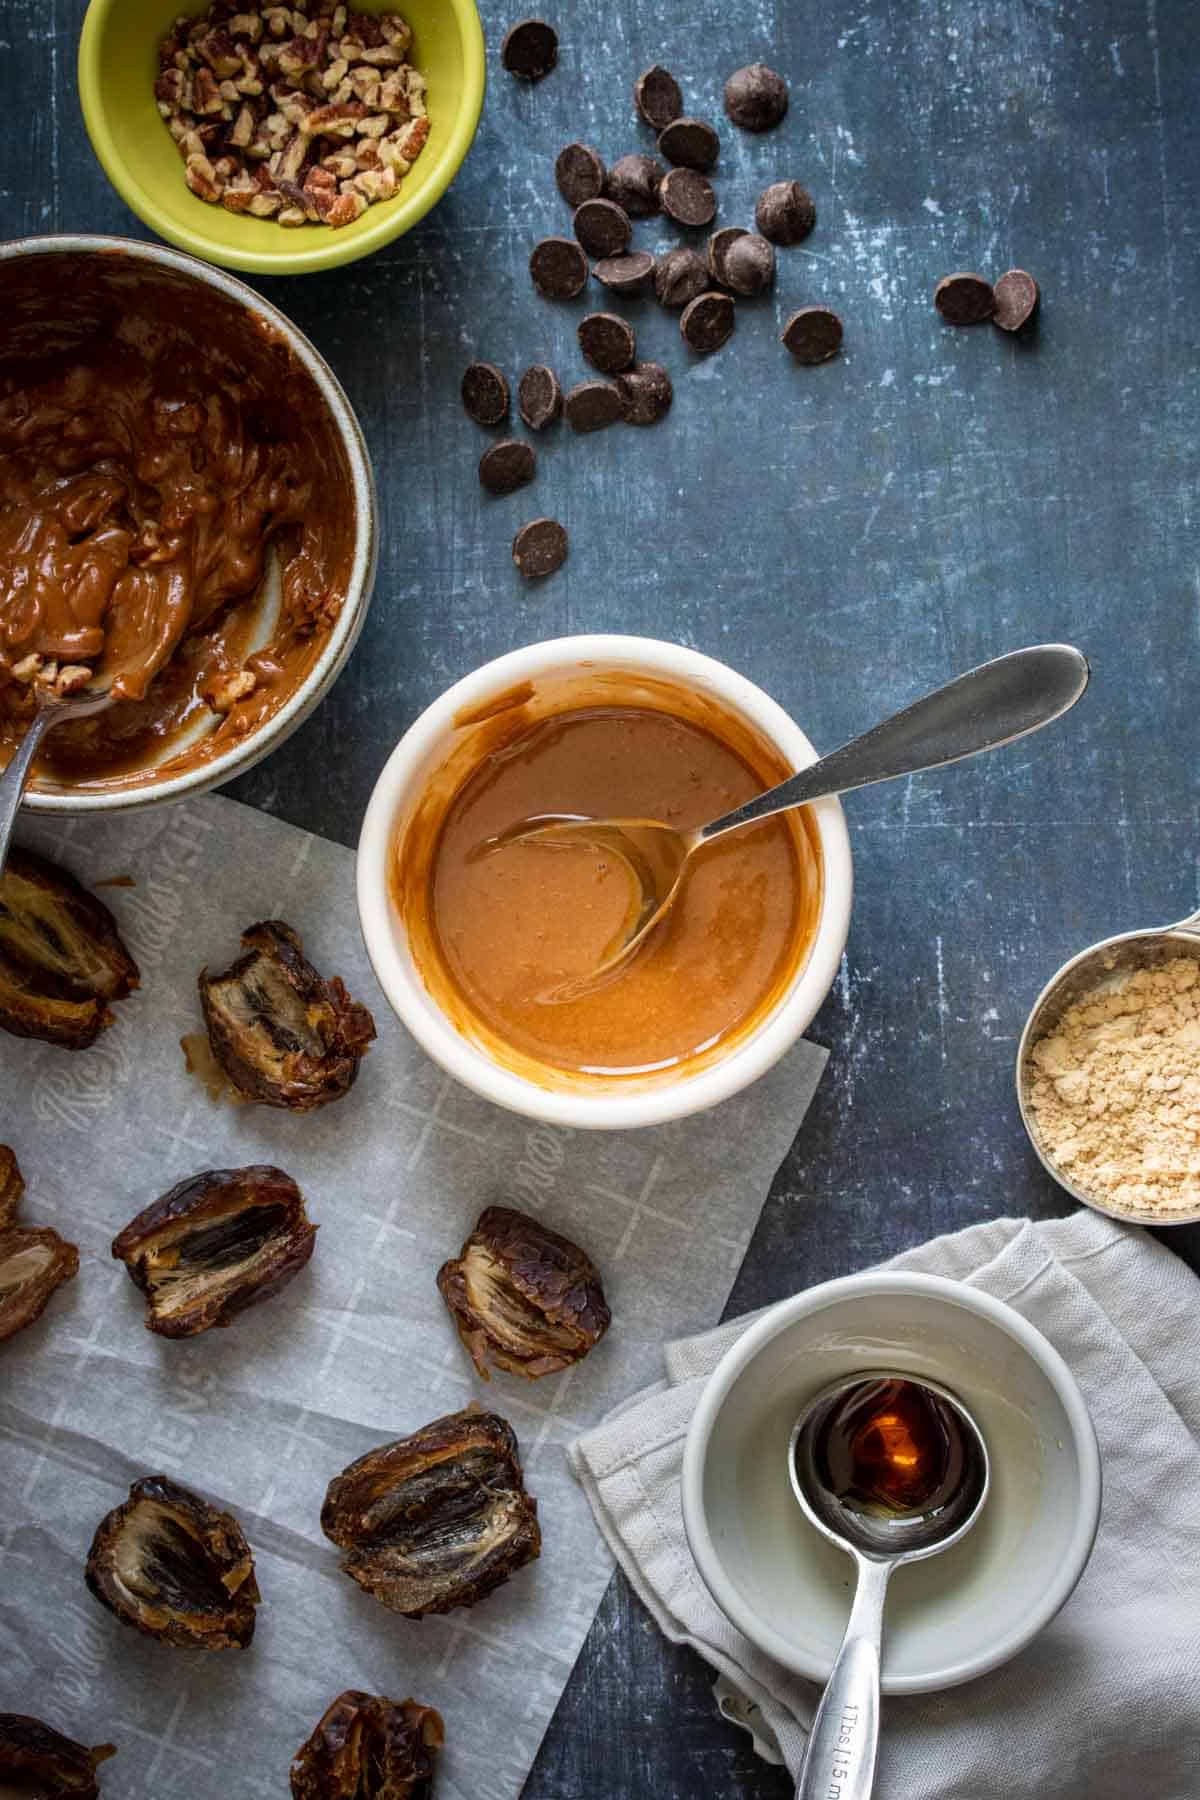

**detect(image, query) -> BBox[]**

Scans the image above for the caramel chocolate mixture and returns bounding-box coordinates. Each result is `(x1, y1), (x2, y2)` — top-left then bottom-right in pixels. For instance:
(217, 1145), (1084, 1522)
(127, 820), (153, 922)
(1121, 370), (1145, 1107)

(0, 253), (355, 788)
(419, 703), (821, 1079)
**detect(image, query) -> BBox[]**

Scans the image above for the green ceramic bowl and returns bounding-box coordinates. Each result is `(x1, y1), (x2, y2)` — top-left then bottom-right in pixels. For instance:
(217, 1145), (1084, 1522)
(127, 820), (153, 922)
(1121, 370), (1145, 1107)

(79, 0), (486, 275)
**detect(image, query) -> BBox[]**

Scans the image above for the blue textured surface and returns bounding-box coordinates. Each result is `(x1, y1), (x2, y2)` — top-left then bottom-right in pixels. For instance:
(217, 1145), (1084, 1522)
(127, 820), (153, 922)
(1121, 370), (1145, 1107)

(4, 0), (1199, 1792)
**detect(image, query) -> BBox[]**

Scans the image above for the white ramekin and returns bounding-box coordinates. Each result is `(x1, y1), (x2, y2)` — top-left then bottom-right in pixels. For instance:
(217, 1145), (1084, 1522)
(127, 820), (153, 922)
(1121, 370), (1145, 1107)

(356, 635), (853, 1130)
(681, 1271), (1102, 1692)
(1, 233), (377, 814)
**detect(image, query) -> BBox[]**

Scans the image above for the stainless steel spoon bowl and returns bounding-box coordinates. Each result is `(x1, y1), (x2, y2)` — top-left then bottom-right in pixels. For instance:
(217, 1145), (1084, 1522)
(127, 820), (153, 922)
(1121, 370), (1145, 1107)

(482, 644), (1089, 995)
(788, 1372), (990, 1800)
(1016, 906), (1200, 1226)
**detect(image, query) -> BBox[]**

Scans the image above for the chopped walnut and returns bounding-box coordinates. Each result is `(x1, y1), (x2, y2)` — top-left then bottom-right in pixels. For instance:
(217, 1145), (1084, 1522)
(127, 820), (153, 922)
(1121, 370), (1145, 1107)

(204, 669), (258, 713)
(154, 0), (428, 228)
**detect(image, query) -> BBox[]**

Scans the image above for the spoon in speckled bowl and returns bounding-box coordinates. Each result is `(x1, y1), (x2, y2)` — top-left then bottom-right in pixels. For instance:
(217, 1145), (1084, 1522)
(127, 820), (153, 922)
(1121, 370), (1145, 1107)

(480, 644), (1090, 996)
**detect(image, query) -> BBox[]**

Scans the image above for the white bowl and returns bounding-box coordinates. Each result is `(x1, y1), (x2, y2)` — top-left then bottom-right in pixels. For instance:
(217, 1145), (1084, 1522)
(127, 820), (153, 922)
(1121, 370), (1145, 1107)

(681, 1271), (1101, 1693)
(1, 234), (377, 814)
(356, 635), (853, 1129)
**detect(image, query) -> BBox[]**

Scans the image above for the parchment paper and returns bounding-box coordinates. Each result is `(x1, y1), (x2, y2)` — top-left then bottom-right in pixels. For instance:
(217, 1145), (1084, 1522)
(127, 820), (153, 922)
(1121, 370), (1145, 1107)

(0, 792), (826, 1799)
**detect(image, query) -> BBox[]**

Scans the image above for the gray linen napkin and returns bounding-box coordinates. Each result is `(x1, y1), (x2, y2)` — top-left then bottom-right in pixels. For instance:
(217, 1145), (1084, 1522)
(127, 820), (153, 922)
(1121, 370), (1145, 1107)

(570, 1211), (1200, 1798)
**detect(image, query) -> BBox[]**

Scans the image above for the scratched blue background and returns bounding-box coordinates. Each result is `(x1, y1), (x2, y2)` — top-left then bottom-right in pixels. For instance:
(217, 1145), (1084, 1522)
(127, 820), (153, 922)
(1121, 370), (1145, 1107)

(4, 0), (1199, 1792)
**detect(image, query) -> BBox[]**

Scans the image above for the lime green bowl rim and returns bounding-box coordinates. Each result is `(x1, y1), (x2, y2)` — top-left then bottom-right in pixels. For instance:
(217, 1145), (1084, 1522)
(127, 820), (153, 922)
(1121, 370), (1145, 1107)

(77, 0), (486, 276)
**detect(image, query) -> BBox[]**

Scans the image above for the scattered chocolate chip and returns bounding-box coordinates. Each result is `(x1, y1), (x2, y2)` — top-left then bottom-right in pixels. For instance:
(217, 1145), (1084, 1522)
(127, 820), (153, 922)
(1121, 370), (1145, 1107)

(724, 62), (789, 131)
(501, 18), (558, 81)
(680, 290), (735, 353)
(573, 197), (632, 258)
(555, 142), (605, 208)
(719, 231), (775, 296)
(461, 362), (510, 426)
(756, 179), (816, 244)
(518, 364), (563, 429)
(934, 272), (995, 325)
(479, 438), (538, 495)
(593, 249), (655, 295)
(781, 305), (844, 363)
(617, 361), (674, 426)
(659, 166), (716, 227)
(708, 226), (746, 282)
(564, 379), (623, 432)
(578, 312), (637, 374)
(634, 64), (683, 130)
(604, 153), (663, 219)
(513, 517), (569, 579)
(992, 268), (1040, 332)
(529, 235), (589, 299)
(654, 245), (710, 308)
(657, 117), (720, 171)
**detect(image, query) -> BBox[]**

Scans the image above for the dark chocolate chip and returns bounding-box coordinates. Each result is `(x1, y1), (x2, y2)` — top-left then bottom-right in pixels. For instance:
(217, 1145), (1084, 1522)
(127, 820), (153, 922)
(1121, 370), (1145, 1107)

(563, 379), (624, 432)
(479, 439), (537, 495)
(934, 273), (995, 325)
(501, 18), (558, 81)
(755, 180), (816, 245)
(657, 117), (720, 172)
(680, 290), (735, 353)
(555, 142), (605, 208)
(513, 517), (568, 579)
(781, 306), (843, 363)
(616, 361), (673, 426)
(653, 246), (710, 308)
(707, 226), (746, 284)
(719, 231), (774, 296)
(517, 364), (563, 430)
(461, 362), (509, 425)
(593, 250), (655, 295)
(605, 154), (664, 219)
(578, 312), (637, 374)
(992, 268), (1040, 332)
(659, 167), (716, 227)
(723, 63), (789, 131)
(573, 197), (632, 258)
(530, 236), (589, 299)
(634, 64), (683, 130)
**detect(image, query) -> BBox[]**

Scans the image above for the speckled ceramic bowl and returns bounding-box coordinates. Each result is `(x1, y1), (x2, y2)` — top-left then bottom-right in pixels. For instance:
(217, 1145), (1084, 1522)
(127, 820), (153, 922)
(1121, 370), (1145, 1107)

(1, 233), (377, 816)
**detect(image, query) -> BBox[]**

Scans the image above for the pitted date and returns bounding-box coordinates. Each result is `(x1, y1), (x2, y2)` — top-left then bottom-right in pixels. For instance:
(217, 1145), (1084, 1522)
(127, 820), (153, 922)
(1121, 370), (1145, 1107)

(0, 1146), (80, 1345)
(437, 1206), (610, 1381)
(0, 1714), (116, 1797)
(0, 848), (139, 1049)
(198, 920), (375, 1110)
(85, 1474), (260, 1649)
(290, 1692), (444, 1800)
(321, 1406), (541, 1618)
(0, 1143), (23, 1224)
(111, 1165), (317, 1338)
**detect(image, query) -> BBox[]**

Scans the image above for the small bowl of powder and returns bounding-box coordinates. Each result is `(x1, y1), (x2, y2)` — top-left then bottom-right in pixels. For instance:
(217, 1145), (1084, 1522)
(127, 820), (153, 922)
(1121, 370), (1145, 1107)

(1017, 921), (1200, 1225)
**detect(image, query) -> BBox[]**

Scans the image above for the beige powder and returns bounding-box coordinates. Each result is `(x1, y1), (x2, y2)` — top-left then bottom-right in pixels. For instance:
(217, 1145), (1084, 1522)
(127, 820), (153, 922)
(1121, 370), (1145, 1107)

(1027, 955), (1200, 1217)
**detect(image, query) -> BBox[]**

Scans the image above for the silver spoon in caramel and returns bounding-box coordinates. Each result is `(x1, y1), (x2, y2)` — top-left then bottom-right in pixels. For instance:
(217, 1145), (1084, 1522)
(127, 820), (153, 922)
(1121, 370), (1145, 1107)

(480, 645), (1090, 995)
(0, 675), (116, 873)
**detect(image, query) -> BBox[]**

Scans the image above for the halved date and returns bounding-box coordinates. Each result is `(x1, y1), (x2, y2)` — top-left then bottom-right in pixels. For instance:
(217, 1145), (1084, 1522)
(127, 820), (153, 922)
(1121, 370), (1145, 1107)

(0, 848), (139, 1049)
(290, 1692), (444, 1800)
(437, 1205), (610, 1381)
(0, 1713), (116, 1797)
(85, 1474), (260, 1649)
(320, 1406), (541, 1618)
(111, 1165), (317, 1338)
(0, 1222), (80, 1344)
(0, 1143), (24, 1224)
(198, 920), (375, 1111)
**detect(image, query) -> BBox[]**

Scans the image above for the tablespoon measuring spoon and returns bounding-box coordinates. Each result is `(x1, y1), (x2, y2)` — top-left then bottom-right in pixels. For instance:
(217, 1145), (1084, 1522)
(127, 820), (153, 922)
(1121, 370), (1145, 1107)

(482, 643), (1089, 993)
(789, 1373), (990, 1800)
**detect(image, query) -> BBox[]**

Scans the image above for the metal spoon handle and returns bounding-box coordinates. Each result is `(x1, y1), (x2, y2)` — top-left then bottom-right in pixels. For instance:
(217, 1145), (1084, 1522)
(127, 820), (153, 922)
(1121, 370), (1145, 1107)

(0, 707), (55, 872)
(796, 1556), (893, 1800)
(699, 644), (1089, 845)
